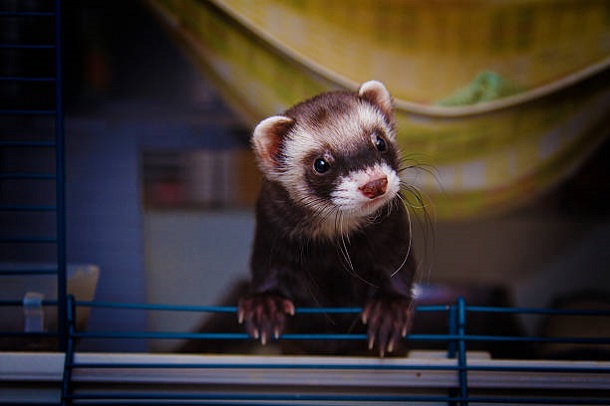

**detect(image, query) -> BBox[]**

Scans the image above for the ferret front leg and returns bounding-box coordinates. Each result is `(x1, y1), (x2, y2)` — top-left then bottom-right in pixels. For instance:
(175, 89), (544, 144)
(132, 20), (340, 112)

(361, 294), (414, 357)
(237, 292), (295, 345)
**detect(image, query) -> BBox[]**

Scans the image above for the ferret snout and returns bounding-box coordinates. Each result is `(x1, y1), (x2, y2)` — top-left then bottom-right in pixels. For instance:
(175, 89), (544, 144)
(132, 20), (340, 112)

(359, 177), (388, 199)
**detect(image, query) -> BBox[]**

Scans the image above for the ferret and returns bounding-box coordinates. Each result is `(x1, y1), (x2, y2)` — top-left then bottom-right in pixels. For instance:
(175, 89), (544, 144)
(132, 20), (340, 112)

(237, 80), (417, 357)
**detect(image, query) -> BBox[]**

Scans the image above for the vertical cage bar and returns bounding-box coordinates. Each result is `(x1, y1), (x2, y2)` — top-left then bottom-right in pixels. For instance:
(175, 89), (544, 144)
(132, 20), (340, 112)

(447, 304), (458, 405)
(60, 295), (75, 406)
(54, 0), (67, 352)
(457, 297), (469, 405)
(447, 304), (457, 358)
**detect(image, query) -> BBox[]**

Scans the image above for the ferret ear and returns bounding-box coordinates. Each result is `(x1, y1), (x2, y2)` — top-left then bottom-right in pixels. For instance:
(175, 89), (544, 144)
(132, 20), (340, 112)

(251, 115), (294, 175)
(358, 80), (394, 125)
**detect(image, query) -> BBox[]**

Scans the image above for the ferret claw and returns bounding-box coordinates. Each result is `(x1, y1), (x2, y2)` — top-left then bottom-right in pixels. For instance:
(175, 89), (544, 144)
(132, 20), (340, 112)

(387, 340), (395, 354)
(361, 311), (369, 325)
(284, 301), (296, 316)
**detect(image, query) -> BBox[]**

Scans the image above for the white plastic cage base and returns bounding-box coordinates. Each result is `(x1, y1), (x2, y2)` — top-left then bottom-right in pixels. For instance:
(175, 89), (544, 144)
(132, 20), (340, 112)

(1, 351), (609, 405)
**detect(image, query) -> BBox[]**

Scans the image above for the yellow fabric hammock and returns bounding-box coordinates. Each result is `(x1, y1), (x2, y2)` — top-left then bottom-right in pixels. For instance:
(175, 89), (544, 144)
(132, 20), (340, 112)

(145, 0), (610, 220)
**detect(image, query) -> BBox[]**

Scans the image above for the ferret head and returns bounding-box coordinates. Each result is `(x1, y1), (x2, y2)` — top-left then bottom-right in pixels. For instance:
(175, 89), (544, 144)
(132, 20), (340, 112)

(252, 80), (402, 239)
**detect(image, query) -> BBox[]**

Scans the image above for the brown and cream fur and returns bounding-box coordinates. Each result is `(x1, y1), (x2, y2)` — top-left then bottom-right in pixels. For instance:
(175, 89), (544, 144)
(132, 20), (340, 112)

(237, 81), (418, 356)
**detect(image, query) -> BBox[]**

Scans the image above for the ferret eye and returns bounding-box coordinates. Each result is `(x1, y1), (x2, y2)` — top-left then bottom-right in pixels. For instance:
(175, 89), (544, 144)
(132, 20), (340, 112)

(374, 134), (387, 152)
(313, 158), (330, 174)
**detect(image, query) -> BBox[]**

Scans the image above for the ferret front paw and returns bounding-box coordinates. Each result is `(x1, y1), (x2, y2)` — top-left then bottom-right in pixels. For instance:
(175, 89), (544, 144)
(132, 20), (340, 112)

(362, 297), (414, 357)
(237, 294), (295, 345)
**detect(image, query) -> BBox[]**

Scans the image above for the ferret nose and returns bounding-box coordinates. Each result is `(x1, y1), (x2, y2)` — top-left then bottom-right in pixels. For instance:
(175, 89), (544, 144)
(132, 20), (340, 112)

(359, 177), (388, 199)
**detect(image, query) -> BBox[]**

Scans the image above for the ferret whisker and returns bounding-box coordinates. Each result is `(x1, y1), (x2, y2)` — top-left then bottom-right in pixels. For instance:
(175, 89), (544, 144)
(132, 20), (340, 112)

(335, 211), (379, 288)
(391, 194), (413, 278)
(400, 182), (433, 211)
(298, 196), (336, 221)
(336, 218), (354, 271)
(398, 187), (436, 285)
(398, 158), (447, 201)
(398, 152), (434, 169)
(336, 213), (354, 270)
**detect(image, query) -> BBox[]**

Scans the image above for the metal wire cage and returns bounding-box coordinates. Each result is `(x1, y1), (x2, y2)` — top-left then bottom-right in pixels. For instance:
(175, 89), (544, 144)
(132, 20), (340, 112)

(2, 296), (610, 404)
(0, 0), (67, 352)
(53, 297), (610, 405)
(1, 1), (610, 405)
